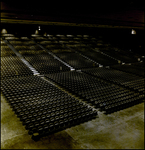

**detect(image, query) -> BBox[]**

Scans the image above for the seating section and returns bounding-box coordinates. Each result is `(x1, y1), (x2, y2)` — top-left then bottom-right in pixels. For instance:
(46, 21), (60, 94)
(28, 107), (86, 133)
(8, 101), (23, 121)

(1, 76), (97, 140)
(32, 36), (98, 69)
(131, 61), (144, 68)
(47, 34), (139, 65)
(32, 36), (66, 52)
(7, 37), (70, 74)
(77, 50), (118, 66)
(122, 79), (145, 94)
(8, 37), (45, 55)
(1, 33), (144, 140)
(1, 56), (34, 80)
(1, 38), (34, 80)
(55, 52), (98, 69)
(81, 67), (144, 94)
(24, 54), (70, 74)
(111, 63), (144, 77)
(45, 71), (144, 114)
(47, 35), (119, 66)
(100, 48), (139, 63)
(1, 40), (16, 56)
(31, 34), (142, 67)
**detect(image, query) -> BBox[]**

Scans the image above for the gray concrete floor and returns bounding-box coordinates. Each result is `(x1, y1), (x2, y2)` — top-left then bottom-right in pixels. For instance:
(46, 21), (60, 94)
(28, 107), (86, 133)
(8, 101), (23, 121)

(1, 94), (144, 149)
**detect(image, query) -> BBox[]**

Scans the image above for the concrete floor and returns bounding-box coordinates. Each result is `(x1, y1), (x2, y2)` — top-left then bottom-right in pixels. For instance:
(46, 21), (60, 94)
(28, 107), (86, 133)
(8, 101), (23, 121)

(1, 94), (144, 149)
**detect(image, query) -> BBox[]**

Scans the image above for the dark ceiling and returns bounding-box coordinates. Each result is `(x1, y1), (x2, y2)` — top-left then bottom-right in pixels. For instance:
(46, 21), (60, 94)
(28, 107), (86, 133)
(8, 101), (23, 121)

(1, 1), (145, 29)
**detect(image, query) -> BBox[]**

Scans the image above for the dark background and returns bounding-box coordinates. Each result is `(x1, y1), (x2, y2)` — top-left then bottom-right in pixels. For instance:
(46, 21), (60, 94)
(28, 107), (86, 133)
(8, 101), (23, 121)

(1, 0), (144, 55)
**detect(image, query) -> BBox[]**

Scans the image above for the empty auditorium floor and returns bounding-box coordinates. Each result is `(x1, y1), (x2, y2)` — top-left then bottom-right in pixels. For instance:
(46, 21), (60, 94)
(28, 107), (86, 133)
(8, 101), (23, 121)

(1, 94), (144, 149)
